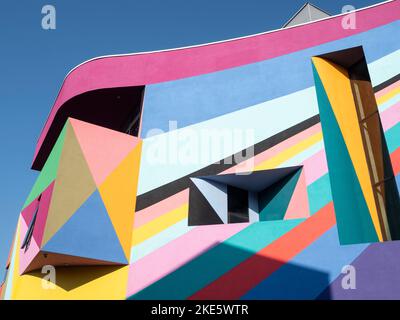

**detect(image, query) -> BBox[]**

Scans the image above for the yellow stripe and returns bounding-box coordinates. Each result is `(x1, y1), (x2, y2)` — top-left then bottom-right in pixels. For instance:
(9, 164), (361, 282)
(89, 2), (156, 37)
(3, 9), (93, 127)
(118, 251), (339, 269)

(376, 86), (400, 105)
(254, 132), (323, 171)
(131, 203), (188, 246)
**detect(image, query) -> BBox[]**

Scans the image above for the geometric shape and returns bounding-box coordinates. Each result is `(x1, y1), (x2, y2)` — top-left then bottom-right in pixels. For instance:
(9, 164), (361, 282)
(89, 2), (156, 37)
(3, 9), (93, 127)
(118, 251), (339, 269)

(312, 55), (383, 241)
(22, 124), (67, 210)
(43, 191), (127, 264)
(201, 166), (301, 193)
(283, 2), (330, 28)
(258, 168), (302, 221)
(188, 180), (224, 226)
(19, 181), (55, 274)
(41, 121), (97, 246)
(98, 143), (142, 260)
(32, 181), (55, 247)
(284, 169), (310, 220)
(70, 118), (140, 187)
(191, 178), (228, 223)
(312, 62), (378, 244)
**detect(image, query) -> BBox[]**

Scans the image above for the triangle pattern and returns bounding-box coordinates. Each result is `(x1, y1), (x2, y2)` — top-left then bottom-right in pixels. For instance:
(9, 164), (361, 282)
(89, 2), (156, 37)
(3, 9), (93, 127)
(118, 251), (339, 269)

(22, 123), (67, 210)
(70, 118), (140, 187)
(191, 178), (228, 223)
(284, 169), (310, 220)
(33, 181), (55, 247)
(188, 180), (224, 226)
(98, 143), (142, 260)
(41, 121), (97, 246)
(312, 63), (378, 244)
(43, 190), (127, 264)
(312, 57), (382, 241)
(258, 169), (302, 221)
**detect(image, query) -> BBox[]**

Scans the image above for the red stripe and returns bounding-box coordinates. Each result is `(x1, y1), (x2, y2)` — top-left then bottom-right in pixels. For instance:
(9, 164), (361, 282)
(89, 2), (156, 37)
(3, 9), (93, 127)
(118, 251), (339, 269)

(391, 147), (400, 176)
(189, 202), (336, 300)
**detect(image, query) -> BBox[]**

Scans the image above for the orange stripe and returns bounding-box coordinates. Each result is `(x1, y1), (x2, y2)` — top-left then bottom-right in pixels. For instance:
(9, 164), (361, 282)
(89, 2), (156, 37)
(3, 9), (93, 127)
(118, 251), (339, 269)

(189, 202), (336, 300)
(391, 147), (400, 176)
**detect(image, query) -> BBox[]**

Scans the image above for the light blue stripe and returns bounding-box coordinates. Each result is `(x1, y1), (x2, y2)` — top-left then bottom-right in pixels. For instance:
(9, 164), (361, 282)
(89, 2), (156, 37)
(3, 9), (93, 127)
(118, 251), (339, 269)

(378, 93), (400, 113)
(280, 140), (324, 168)
(141, 21), (399, 135)
(130, 219), (192, 263)
(138, 87), (318, 194)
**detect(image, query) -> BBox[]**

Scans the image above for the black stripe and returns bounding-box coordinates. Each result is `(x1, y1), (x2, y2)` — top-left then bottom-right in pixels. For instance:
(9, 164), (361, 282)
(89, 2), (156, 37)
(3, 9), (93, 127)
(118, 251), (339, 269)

(373, 73), (400, 93)
(135, 115), (320, 211)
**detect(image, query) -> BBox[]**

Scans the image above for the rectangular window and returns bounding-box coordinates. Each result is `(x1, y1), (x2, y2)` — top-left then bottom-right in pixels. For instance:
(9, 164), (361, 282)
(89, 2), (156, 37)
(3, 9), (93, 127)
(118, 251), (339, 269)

(227, 186), (249, 224)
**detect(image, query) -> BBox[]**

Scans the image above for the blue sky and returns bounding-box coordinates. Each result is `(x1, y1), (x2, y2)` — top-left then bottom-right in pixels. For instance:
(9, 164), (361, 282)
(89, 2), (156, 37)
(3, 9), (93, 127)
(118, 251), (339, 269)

(0, 0), (383, 280)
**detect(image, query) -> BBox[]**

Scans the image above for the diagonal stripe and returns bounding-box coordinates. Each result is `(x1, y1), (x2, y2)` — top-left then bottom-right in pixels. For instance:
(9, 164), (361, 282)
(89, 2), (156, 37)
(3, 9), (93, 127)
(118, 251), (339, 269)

(376, 86), (400, 105)
(254, 132), (323, 171)
(242, 226), (368, 299)
(189, 202), (335, 300)
(131, 203), (188, 246)
(134, 189), (189, 228)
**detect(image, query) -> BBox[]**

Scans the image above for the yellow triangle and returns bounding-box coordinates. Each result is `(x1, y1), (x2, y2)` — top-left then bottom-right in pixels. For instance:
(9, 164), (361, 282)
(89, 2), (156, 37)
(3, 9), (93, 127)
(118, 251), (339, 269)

(98, 141), (142, 260)
(42, 120), (97, 246)
(312, 57), (383, 241)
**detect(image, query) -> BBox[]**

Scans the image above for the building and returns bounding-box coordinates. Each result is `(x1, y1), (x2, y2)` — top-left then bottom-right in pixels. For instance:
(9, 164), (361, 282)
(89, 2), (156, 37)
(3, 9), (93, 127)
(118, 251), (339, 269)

(1, 0), (400, 299)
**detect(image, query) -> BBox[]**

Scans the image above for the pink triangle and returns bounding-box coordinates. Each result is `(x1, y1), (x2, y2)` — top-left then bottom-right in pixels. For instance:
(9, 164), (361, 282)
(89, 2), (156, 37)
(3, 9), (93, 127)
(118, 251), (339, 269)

(34, 181), (55, 247)
(69, 118), (140, 186)
(284, 170), (310, 220)
(21, 197), (39, 226)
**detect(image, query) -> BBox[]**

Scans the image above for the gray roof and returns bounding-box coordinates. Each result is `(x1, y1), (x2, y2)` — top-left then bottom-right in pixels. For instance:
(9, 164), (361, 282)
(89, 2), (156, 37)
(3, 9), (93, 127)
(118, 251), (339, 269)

(282, 2), (331, 28)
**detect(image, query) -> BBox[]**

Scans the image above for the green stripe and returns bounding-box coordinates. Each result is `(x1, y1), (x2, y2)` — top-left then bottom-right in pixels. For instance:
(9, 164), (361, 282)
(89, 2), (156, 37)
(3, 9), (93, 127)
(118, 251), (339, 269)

(129, 218), (304, 300)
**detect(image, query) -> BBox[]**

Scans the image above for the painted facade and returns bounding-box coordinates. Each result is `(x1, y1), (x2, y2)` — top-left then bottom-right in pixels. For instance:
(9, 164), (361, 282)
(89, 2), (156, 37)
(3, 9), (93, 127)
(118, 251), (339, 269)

(2, 0), (400, 299)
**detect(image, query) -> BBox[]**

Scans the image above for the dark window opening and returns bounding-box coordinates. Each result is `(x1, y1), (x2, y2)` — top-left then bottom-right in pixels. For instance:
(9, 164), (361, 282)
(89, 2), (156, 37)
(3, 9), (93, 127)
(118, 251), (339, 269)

(21, 195), (41, 252)
(33, 85), (145, 171)
(227, 186), (249, 223)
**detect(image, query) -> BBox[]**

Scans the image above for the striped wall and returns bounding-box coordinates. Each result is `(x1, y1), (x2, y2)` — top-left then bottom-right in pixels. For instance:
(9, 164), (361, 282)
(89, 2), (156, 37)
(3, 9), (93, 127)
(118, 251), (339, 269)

(2, 0), (400, 300)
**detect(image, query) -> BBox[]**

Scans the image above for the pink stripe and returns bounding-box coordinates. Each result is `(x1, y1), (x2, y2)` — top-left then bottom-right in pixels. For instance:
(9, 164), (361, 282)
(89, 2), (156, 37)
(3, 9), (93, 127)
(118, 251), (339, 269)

(127, 223), (248, 296)
(134, 189), (189, 228)
(381, 101), (400, 131)
(375, 80), (400, 99)
(33, 2), (399, 166)
(302, 149), (328, 185)
(223, 123), (322, 174)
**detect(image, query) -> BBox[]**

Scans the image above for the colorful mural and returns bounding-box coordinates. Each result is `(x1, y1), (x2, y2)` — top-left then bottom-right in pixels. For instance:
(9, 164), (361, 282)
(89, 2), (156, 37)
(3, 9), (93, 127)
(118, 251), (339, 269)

(2, 0), (400, 300)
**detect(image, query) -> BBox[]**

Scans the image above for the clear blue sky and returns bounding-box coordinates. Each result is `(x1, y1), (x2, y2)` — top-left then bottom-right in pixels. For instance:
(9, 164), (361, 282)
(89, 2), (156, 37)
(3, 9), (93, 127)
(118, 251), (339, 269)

(0, 0), (383, 280)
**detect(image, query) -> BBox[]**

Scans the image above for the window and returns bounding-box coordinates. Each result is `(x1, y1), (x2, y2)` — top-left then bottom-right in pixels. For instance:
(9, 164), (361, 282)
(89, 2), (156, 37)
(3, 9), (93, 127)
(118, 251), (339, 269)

(188, 166), (308, 226)
(21, 195), (41, 252)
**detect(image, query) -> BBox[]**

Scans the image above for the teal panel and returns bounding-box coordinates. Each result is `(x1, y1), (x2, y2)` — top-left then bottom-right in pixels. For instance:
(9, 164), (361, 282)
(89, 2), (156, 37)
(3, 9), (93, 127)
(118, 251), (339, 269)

(258, 169), (302, 221)
(307, 173), (332, 214)
(129, 218), (304, 300)
(385, 122), (400, 153)
(312, 64), (378, 244)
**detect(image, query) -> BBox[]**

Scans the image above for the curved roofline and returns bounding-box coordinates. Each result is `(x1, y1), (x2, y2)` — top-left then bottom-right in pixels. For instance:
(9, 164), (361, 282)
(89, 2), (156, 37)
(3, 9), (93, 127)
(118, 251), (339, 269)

(32, 0), (398, 170)
(65, 0), (392, 78)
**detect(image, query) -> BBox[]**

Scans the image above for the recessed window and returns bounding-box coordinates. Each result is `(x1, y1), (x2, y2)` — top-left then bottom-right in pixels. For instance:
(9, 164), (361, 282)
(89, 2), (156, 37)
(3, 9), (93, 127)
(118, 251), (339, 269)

(21, 195), (41, 252)
(188, 166), (309, 226)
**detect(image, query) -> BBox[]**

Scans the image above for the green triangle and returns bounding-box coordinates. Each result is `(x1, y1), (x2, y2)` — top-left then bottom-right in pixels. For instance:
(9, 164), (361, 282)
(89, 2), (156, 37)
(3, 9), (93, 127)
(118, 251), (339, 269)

(22, 122), (68, 210)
